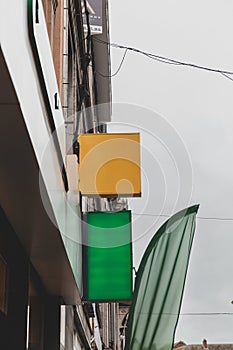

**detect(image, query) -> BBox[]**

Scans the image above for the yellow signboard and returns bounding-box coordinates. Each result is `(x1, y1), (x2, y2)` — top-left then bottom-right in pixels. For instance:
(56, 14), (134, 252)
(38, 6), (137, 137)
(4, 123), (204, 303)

(78, 133), (141, 197)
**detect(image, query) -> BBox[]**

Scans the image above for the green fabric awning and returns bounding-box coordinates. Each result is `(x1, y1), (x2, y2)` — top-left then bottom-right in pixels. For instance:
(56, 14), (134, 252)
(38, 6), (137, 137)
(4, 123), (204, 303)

(125, 205), (199, 350)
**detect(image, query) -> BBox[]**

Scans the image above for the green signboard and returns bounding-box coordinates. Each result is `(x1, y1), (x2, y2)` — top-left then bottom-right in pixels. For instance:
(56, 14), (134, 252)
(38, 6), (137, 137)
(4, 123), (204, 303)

(83, 211), (132, 302)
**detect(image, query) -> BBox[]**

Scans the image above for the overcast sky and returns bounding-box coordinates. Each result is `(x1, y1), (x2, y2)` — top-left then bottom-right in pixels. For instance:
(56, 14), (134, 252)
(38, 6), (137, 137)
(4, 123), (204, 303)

(108, 0), (233, 345)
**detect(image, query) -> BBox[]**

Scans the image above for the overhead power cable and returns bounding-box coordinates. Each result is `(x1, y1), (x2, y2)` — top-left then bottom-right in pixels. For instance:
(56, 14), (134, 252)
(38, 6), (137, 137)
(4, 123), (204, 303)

(93, 48), (128, 78)
(93, 37), (233, 80)
(146, 312), (233, 316)
(133, 213), (233, 222)
(180, 312), (233, 316)
(221, 72), (233, 82)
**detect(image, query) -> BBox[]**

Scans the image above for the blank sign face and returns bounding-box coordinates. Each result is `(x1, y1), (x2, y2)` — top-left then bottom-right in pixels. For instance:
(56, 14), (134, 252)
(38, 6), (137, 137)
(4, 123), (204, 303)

(78, 133), (141, 197)
(83, 211), (133, 302)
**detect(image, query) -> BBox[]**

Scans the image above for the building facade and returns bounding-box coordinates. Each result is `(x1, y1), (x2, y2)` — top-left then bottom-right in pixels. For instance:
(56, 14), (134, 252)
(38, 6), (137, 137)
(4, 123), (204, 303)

(0, 0), (124, 349)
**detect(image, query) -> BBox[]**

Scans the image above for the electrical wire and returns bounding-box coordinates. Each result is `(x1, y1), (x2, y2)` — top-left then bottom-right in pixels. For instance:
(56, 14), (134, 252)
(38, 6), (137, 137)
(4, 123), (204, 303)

(180, 312), (233, 316)
(133, 213), (233, 222)
(141, 312), (233, 316)
(73, 0), (93, 144)
(221, 72), (233, 82)
(93, 37), (233, 79)
(93, 48), (128, 78)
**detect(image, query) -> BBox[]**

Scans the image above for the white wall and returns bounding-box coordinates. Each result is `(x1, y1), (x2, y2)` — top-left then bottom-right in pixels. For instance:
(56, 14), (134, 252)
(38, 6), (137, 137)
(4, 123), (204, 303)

(0, 0), (82, 290)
